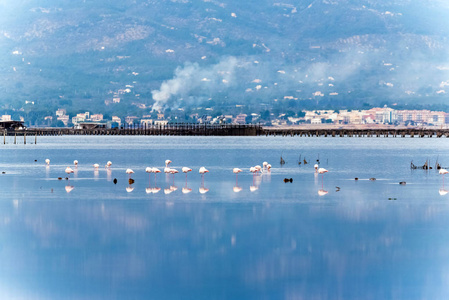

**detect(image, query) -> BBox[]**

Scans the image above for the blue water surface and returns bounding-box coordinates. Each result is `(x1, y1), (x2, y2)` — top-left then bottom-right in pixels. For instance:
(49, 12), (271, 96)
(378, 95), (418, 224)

(0, 136), (449, 299)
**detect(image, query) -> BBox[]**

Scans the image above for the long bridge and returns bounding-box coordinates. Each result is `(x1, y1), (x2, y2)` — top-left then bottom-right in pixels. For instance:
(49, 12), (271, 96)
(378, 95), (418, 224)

(2, 124), (449, 144)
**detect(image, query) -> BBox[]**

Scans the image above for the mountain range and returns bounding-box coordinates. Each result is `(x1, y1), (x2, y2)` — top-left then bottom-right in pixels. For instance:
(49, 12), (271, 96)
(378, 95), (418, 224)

(1, 0), (449, 122)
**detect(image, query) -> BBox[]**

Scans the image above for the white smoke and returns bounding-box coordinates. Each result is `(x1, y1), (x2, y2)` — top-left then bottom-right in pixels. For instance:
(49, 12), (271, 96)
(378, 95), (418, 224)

(151, 56), (239, 111)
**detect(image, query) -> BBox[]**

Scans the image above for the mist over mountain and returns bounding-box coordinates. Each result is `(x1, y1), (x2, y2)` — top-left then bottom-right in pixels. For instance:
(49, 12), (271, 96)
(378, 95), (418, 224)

(1, 0), (449, 117)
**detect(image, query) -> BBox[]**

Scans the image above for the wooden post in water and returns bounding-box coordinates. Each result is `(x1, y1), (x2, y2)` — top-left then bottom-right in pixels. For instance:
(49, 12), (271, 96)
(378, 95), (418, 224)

(35, 132), (37, 144)
(3, 130), (5, 144)
(14, 133), (16, 144)
(24, 132), (26, 144)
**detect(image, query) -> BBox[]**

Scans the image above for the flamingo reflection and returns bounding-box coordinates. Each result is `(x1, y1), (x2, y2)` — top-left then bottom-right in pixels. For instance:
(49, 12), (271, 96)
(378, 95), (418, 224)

(318, 189), (328, 196)
(439, 188), (448, 196)
(250, 185), (258, 192)
(233, 168), (242, 185)
(182, 187), (192, 194)
(233, 186), (243, 193)
(152, 187), (161, 194)
(199, 186), (209, 194)
(65, 185), (74, 193)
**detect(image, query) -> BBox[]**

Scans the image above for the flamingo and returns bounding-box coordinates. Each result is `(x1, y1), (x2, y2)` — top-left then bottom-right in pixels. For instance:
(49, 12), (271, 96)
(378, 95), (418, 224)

(106, 161), (112, 168)
(318, 168), (328, 188)
(45, 159), (50, 165)
(182, 167), (192, 182)
(250, 166), (257, 175)
(65, 166), (74, 179)
(267, 164), (272, 171)
(439, 168), (448, 185)
(167, 168), (178, 186)
(233, 168), (242, 184)
(73, 160), (78, 167)
(152, 167), (161, 183)
(199, 167), (209, 184)
(126, 186), (134, 193)
(145, 167), (153, 182)
(165, 160), (172, 167)
(263, 162), (268, 169)
(314, 163), (319, 171)
(93, 163), (99, 169)
(254, 165), (262, 174)
(126, 168), (134, 179)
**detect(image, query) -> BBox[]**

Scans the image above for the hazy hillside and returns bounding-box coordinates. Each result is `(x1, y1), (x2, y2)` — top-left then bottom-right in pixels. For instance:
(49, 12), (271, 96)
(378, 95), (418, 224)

(1, 0), (449, 117)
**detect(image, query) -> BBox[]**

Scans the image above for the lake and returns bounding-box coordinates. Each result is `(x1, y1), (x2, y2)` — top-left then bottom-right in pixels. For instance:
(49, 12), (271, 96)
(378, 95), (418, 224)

(0, 136), (449, 299)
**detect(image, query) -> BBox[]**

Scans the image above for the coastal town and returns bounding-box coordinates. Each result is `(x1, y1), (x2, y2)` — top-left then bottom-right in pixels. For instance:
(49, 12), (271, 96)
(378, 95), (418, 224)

(1, 105), (447, 129)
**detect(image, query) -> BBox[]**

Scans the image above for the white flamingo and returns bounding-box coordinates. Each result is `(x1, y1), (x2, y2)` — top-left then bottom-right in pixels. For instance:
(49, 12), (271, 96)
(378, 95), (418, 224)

(233, 168), (242, 185)
(152, 167), (161, 183)
(73, 160), (78, 167)
(45, 159), (50, 165)
(145, 167), (153, 185)
(65, 167), (74, 180)
(182, 167), (192, 182)
(439, 169), (448, 185)
(318, 168), (328, 188)
(126, 168), (134, 179)
(199, 167), (209, 184)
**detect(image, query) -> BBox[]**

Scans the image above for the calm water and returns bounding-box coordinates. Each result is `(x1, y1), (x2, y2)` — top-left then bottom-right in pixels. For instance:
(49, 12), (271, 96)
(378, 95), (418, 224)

(1, 136), (449, 299)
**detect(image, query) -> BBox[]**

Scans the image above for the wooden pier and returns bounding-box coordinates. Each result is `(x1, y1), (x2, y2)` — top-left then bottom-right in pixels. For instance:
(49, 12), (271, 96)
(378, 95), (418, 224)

(2, 124), (449, 143)
(262, 128), (449, 138)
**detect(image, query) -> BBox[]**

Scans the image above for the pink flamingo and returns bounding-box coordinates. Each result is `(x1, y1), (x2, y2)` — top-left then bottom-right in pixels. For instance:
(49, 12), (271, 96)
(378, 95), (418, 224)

(199, 167), (209, 185)
(182, 167), (192, 183)
(318, 167), (328, 188)
(233, 168), (242, 184)
(126, 168), (134, 179)
(145, 167), (153, 185)
(65, 166), (74, 180)
(440, 169), (448, 186)
(169, 168), (178, 185)
(152, 167), (161, 184)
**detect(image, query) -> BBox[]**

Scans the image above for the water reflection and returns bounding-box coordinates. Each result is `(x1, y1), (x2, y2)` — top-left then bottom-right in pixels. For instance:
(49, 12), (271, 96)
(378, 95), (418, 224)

(199, 186), (209, 194)
(3, 136), (449, 299)
(439, 188), (448, 196)
(65, 185), (74, 193)
(250, 185), (259, 192)
(318, 189), (328, 196)
(233, 186), (243, 193)
(182, 187), (192, 194)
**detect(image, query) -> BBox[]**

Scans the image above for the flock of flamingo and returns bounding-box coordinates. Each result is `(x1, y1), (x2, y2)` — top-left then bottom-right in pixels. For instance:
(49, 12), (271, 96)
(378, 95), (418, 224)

(44, 158), (293, 195)
(44, 157), (449, 196)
